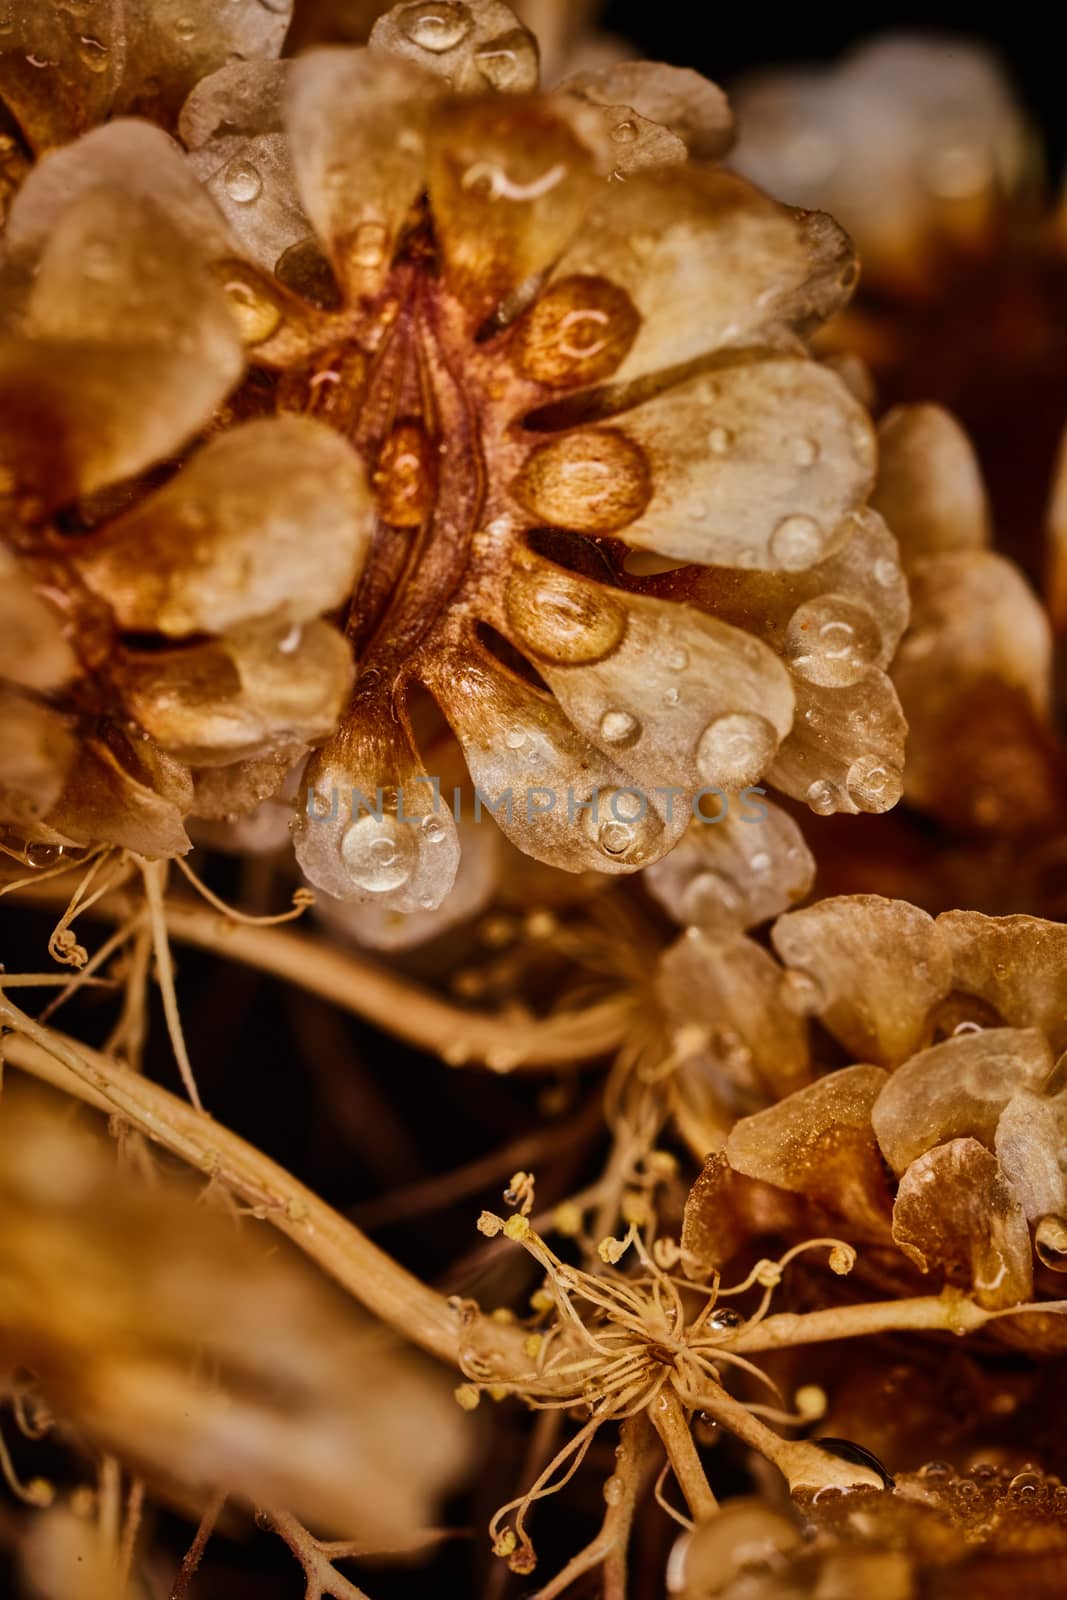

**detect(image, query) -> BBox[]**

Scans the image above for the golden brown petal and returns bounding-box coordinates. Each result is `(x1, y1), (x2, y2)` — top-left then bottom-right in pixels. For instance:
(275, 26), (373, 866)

(0, 686), (77, 831)
(995, 1088), (1067, 1232)
(658, 930), (812, 1106)
(767, 670), (906, 817)
(563, 61), (733, 164)
(680, 1153), (805, 1275)
(891, 1137), (1033, 1310)
(937, 910), (1067, 1053)
(725, 1063), (894, 1232)
(116, 0), (294, 126)
(115, 621), (354, 767)
(46, 731), (193, 858)
(644, 799), (814, 937)
(870, 404), (991, 568)
(369, 0), (538, 94)
(286, 46), (439, 300)
(0, 1), (123, 152)
(77, 418), (373, 635)
(871, 1028), (1054, 1177)
(771, 897), (953, 1067)
(0, 548), (78, 691)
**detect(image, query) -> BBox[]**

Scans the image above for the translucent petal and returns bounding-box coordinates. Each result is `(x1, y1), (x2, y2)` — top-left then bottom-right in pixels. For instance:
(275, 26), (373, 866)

(681, 1152), (804, 1275)
(562, 62), (733, 162)
(77, 418), (373, 635)
(771, 897), (953, 1067)
(0, 687), (77, 830)
(767, 671), (906, 817)
(116, 621), (354, 766)
(182, 62), (313, 278)
(190, 746), (304, 825)
(546, 167), (856, 385)
(116, 0), (293, 125)
(892, 1138), (1032, 1310)
(286, 47), (438, 299)
(644, 799), (814, 937)
(995, 1089), (1067, 1227)
(369, 1), (538, 95)
(0, 1), (123, 152)
(0, 549), (78, 691)
(937, 910), (1067, 1054)
(46, 732), (193, 857)
(871, 1028), (1053, 1176)
(424, 642), (685, 873)
(427, 94), (601, 321)
(497, 554), (794, 793)
(658, 929), (812, 1104)
(293, 702), (461, 913)
(870, 404), (990, 568)
(516, 360), (874, 571)
(725, 1064), (894, 1233)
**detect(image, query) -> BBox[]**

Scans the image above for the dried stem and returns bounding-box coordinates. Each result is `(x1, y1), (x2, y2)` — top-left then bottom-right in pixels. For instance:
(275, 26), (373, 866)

(265, 1509), (372, 1600)
(648, 1389), (717, 1522)
(529, 1414), (655, 1600)
(170, 1491), (226, 1600)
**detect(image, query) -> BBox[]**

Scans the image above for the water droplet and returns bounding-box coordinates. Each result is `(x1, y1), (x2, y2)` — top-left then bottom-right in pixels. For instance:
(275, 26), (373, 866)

(26, 842), (63, 869)
(709, 1307), (744, 1333)
(750, 851), (771, 873)
(475, 30), (535, 91)
(505, 726), (527, 750)
(695, 712), (778, 789)
(174, 15), (197, 42)
(219, 270), (282, 345)
(76, 34), (109, 72)
(611, 119), (638, 145)
(505, 566), (627, 665)
(873, 557), (899, 588)
(770, 514), (826, 570)
(666, 648), (689, 672)
(512, 431), (652, 537)
(341, 815), (416, 893)
(780, 967), (824, 1016)
(603, 1474), (624, 1505)
(598, 709), (640, 747)
(515, 276), (639, 388)
(708, 425), (733, 454)
(846, 755), (901, 813)
(785, 595), (881, 688)
(663, 686), (680, 707)
(398, 1), (473, 52)
(581, 788), (660, 864)
(224, 157), (263, 204)
(791, 436), (819, 467)
(955, 1478), (979, 1499)
(919, 1461), (955, 1481)
(352, 220), (389, 269)
(805, 778), (838, 816)
(421, 814), (446, 843)
(1009, 1470), (1044, 1497)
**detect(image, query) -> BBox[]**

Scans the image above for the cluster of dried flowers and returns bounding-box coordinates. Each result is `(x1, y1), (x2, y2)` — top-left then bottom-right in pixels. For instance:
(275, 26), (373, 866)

(1, 4), (1066, 1598)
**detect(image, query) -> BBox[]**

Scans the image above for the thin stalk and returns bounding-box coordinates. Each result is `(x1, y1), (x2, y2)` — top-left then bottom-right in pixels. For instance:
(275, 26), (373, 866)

(649, 1389), (717, 1521)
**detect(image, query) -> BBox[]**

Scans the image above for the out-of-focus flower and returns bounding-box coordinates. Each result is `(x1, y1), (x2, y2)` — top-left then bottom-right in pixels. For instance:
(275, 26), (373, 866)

(680, 895), (1067, 1347)
(0, 1096), (468, 1537)
(2, 1), (906, 925)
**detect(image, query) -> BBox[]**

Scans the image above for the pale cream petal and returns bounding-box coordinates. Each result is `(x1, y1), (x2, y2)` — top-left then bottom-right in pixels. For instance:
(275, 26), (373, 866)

(369, 0), (538, 94)
(995, 1089), (1067, 1229)
(725, 1063), (894, 1233)
(937, 910), (1067, 1053)
(116, 0), (293, 125)
(424, 642), (686, 873)
(292, 700), (461, 913)
(870, 404), (991, 568)
(644, 799), (814, 936)
(286, 47), (438, 299)
(892, 1138), (1033, 1310)
(771, 896), (954, 1067)
(0, 687), (77, 831)
(0, 1), (123, 152)
(658, 929), (812, 1105)
(116, 621), (354, 766)
(563, 61), (733, 163)
(0, 549), (78, 691)
(496, 552), (794, 794)
(46, 733), (193, 857)
(516, 359), (874, 571)
(767, 671), (906, 817)
(546, 167), (856, 384)
(76, 418), (373, 635)
(871, 1028), (1054, 1176)
(427, 93), (601, 322)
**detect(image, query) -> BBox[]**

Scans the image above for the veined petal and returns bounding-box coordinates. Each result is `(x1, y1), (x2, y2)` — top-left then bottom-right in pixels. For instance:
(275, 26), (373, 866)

(46, 731), (193, 857)
(767, 671), (906, 817)
(424, 642), (685, 873)
(870, 404), (991, 568)
(286, 48), (439, 299)
(771, 896), (954, 1067)
(116, 0), (293, 125)
(995, 1090), (1067, 1230)
(513, 360), (875, 571)
(562, 61), (733, 164)
(644, 800), (814, 937)
(369, 0), (538, 94)
(937, 911), (1067, 1054)
(497, 552), (794, 792)
(76, 418), (373, 635)
(0, 1), (124, 152)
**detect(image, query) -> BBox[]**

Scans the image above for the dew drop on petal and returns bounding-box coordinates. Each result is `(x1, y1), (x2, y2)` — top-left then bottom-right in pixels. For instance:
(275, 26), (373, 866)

(76, 34), (109, 72)
(663, 686), (680, 707)
(708, 425), (733, 454)
(695, 712), (778, 789)
(709, 1307), (744, 1332)
(505, 567), (628, 665)
(174, 15), (197, 42)
(26, 842), (63, 869)
(398, 1), (473, 52)
(873, 557), (899, 588)
(341, 815), (417, 893)
(603, 1475), (624, 1505)
(779, 967), (825, 1016)
(598, 709), (640, 747)
(505, 726), (527, 750)
(666, 649), (689, 672)
(805, 778), (838, 816)
(219, 270), (282, 345)
(919, 1461), (955, 1482)
(224, 158), (263, 205)
(582, 788), (659, 864)
(846, 755), (902, 812)
(784, 596), (881, 688)
(611, 120), (639, 145)
(770, 514), (827, 571)
(475, 31), (536, 91)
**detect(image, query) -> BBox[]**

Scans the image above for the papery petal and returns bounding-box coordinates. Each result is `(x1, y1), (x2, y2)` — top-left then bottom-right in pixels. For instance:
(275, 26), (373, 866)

(0, 2), (123, 152)
(293, 698), (461, 912)
(77, 418), (373, 635)
(369, 0), (538, 94)
(644, 799), (814, 936)
(658, 930), (811, 1105)
(870, 404), (990, 568)
(516, 360), (874, 571)
(681, 1153), (804, 1276)
(424, 642), (685, 873)
(190, 746), (305, 825)
(767, 671), (906, 817)
(937, 911), (1067, 1053)
(871, 1028), (1053, 1176)
(545, 167), (856, 385)
(0, 687), (77, 830)
(771, 897), (953, 1067)
(892, 1138), (1032, 1310)
(181, 62), (313, 278)
(497, 552), (794, 793)
(115, 621), (354, 766)
(286, 47), (438, 299)
(46, 732), (193, 857)
(116, 0), (293, 125)
(0, 549), (78, 691)
(563, 62), (733, 164)
(995, 1089), (1067, 1230)
(725, 1063), (894, 1233)
(427, 94), (600, 322)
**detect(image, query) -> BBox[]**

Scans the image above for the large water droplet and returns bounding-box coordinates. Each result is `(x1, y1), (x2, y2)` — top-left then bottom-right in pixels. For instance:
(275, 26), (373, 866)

(581, 788), (660, 864)
(505, 726), (527, 750)
(475, 29), (536, 91)
(846, 755), (902, 813)
(598, 709), (640, 748)
(511, 430), (652, 536)
(224, 157), (263, 204)
(26, 842), (64, 869)
(708, 1307), (744, 1332)
(785, 595), (881, 688)
(505, 566), (627, 665)
(770, 514), (827, 570)
(398, 1), (473, 51)
(695, 712), (778, 788)
(805, 778), (838, 816)
(341, 814), (417, 893)
(611, 120), (638, 145)
(514, 276), (640, 390)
